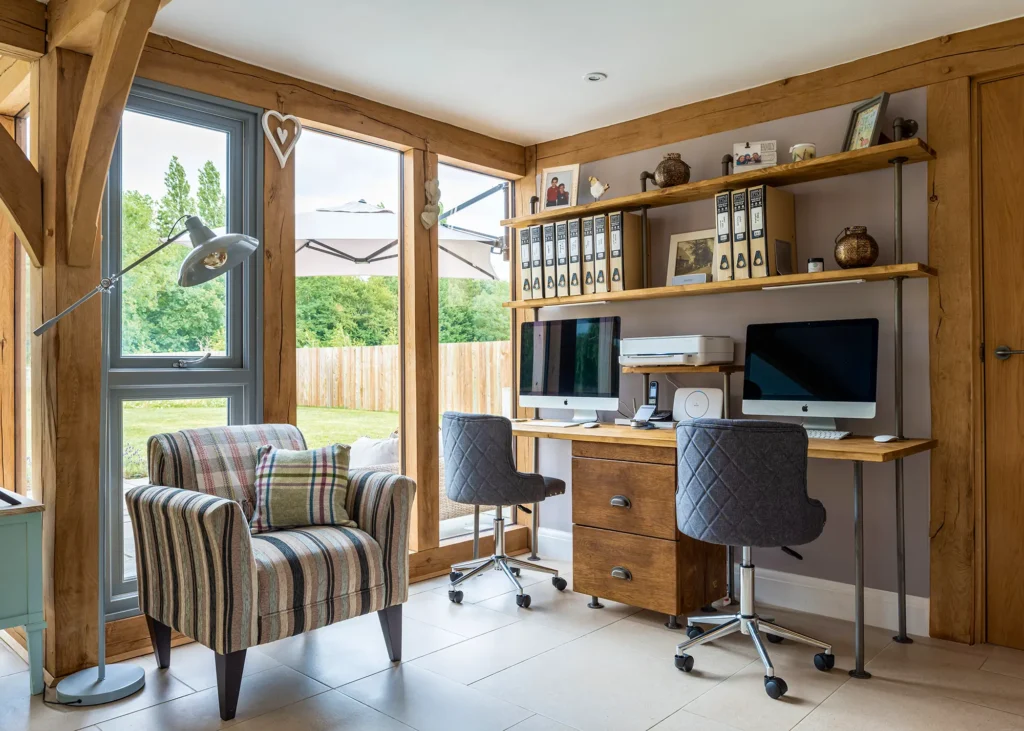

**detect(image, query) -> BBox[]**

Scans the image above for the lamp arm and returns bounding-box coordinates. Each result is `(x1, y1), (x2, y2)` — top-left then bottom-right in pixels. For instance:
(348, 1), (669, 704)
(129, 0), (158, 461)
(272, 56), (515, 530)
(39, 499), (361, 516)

(33, 231), (189, 336)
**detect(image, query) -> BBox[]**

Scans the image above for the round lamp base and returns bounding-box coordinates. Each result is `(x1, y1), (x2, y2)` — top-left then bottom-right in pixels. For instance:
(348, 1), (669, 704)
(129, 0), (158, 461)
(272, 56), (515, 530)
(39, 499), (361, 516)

(55, 664), (146, 706)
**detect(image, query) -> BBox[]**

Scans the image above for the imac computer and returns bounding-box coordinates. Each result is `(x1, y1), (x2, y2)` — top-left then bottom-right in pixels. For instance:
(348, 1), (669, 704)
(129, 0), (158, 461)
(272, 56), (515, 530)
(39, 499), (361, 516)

(742, 318), (879, 433)
(519, 316), (621, 424)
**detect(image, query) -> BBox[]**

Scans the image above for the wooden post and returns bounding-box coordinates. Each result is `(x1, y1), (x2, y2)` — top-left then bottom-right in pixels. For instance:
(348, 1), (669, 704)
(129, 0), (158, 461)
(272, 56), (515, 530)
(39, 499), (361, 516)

(34, 48), (102, 679)
(402, 148), (439, 552)
(0, 115), (15, 495)
(262, 131), (297, 425)
(513, 146), (538, 473)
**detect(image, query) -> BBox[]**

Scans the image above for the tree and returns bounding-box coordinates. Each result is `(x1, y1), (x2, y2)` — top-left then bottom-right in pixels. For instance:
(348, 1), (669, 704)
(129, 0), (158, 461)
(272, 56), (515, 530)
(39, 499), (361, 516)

(196, 160), (226, 228)
(155, 155), (196, 236)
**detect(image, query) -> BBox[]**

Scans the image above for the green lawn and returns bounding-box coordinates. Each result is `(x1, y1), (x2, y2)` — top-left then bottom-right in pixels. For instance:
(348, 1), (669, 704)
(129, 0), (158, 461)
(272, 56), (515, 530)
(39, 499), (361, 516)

(121, 401), (398, 478)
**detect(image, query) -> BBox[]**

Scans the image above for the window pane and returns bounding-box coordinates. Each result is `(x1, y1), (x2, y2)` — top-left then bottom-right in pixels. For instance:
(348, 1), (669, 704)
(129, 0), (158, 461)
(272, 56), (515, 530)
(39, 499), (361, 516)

(294, 131), (402, 461)
(120, 398), (229, 581)
(436, 163), (512, 539)
(119, 111), (229, 357)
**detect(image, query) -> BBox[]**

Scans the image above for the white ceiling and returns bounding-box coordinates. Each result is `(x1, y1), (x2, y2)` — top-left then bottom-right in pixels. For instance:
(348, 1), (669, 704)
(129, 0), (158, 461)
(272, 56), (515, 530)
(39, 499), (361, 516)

(152, 0), (1023, 145)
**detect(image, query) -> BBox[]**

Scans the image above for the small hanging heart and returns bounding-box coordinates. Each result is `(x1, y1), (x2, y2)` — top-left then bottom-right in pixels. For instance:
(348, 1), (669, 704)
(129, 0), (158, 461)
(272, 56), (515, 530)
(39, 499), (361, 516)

(262, 110), (303, 169)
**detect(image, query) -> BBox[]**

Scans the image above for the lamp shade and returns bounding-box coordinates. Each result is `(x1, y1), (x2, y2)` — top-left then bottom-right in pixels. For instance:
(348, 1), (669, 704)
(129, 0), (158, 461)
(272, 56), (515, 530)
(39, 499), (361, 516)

(178, 216), (260, 287)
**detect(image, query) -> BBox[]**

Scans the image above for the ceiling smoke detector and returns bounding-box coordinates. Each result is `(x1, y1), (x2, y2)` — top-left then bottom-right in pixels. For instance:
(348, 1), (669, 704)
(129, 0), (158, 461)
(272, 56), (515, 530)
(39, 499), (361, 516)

(583, 72), (608, 83)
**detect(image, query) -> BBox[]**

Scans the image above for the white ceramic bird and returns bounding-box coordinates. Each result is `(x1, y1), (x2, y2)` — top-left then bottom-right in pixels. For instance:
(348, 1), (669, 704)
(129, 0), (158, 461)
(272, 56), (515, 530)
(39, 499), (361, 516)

(589, 176), (610, 200)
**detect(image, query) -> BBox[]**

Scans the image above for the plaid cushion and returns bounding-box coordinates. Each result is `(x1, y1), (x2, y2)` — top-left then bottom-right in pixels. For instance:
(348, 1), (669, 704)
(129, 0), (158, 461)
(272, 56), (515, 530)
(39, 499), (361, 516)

(180, 425), (306, 520)
(250, 444), (356, 533)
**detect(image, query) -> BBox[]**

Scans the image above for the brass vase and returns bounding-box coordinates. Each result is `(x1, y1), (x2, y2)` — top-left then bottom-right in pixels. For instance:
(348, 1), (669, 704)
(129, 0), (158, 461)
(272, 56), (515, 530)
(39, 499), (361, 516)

(834, 226), (879, 269)
(653, 153), (691, 187)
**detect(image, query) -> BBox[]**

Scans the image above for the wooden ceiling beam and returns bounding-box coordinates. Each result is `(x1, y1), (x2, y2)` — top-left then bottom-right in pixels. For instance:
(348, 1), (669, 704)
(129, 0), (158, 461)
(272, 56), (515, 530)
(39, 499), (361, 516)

(65, 0), (162, 267)
(0, 121), (42, 265)
(0, 56), (30, 115)
(46, 0), (121, 54)
(0, 0), (45, 59)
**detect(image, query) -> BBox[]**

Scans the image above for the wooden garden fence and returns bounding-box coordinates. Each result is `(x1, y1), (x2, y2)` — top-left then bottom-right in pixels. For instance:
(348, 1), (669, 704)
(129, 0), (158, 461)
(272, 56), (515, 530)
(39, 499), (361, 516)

(296, 341), (512, 415)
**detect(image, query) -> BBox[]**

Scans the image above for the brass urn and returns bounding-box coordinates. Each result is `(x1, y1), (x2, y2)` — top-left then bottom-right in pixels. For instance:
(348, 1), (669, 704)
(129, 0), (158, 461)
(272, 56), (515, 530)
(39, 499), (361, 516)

(653, 153), (691, 187)
(834, 226), (879, 269)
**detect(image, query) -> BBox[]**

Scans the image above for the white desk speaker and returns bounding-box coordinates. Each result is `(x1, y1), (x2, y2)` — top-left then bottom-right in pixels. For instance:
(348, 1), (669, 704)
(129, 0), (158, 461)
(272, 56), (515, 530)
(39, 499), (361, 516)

(672, 387), (725, 421)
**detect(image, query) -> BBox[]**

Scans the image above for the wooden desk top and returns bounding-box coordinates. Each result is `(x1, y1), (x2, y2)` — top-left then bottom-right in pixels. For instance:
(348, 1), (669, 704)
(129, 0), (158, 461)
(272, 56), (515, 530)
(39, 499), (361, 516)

(511, 421), (936, 463)
(0, 487), (43, 516)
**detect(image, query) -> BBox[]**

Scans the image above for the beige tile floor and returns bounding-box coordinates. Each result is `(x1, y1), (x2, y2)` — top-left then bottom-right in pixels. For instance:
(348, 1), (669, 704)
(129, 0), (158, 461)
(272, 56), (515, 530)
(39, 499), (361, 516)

(2, 557), (1024, 731)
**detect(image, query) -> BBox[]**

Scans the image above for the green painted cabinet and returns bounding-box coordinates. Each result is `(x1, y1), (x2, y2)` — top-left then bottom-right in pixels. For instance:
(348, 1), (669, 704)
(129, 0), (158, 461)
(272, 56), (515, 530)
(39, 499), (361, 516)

(0, 487), (45, 695)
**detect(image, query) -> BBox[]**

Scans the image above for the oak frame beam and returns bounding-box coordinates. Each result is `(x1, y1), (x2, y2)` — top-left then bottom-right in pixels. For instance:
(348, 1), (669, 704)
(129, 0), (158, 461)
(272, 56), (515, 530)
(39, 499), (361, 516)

(0, 116), (42, 265)
(46, 0), (120, 54)
(64, 0), (161, 268)
(0, 0), (45, 59)
(0, 56), (30, 115)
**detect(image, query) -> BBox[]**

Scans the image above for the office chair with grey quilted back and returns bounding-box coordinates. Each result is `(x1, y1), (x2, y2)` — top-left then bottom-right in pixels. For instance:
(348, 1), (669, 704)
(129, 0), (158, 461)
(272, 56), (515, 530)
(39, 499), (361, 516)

(442, 412), (567, 608)
(673, 419), (834, 700)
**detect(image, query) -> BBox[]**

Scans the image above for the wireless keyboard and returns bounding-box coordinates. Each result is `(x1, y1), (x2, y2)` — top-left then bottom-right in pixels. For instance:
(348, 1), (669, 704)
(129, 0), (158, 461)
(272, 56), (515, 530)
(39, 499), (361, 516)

(806, 430), (851, 440)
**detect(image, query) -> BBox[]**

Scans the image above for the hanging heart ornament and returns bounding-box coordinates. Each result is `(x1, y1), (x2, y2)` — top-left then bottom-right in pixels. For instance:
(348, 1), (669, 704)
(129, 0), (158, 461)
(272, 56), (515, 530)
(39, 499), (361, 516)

(262, 110), (303, 169)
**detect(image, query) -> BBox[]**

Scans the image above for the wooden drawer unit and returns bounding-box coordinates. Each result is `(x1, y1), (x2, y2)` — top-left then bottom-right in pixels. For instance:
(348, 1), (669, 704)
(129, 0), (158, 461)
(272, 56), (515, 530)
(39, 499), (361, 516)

(572, 457), (676, 539)
(573, 526), (681, 614)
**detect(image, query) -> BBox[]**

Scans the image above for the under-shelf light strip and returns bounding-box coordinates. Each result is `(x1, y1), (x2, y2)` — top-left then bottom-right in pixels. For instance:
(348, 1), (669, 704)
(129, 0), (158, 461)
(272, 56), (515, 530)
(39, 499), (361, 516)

(763, 279), (867, 291)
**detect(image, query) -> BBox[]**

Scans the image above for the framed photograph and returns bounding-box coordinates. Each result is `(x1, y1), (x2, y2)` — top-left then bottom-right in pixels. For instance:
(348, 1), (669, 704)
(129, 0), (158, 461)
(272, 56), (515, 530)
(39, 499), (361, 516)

(732, 140), (777, 171)
(666, 229), (716, 286)
(842, 92), (889, 151)
(541, 164), (580, 210)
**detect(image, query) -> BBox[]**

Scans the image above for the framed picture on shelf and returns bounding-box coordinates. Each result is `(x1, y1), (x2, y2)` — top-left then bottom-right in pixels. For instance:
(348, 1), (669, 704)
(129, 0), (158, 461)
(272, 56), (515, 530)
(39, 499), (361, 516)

(666, 229), (716, 286)
(541, 164), (580, 210)
(842, 92), (889, 151)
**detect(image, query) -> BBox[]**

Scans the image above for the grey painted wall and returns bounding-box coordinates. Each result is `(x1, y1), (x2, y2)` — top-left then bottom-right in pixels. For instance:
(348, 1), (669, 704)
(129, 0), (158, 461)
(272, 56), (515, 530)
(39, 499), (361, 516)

(534, 88), (930, 598)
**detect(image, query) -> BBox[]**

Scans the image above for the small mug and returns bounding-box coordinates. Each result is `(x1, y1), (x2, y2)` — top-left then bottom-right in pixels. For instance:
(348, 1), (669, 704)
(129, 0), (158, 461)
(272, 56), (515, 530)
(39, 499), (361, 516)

(790, 143), (816, 162)
(807, 257), (824, 273)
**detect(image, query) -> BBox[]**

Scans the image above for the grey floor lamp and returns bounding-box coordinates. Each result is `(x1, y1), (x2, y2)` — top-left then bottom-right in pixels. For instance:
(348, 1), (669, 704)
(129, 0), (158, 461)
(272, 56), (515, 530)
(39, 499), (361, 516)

(34, 216), (260, 705)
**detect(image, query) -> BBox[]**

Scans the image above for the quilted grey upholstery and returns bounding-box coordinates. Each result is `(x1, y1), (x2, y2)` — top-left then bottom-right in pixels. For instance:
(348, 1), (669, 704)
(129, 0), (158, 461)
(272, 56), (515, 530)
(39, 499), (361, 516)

(442, 412), (563, 506)
(676, 419), (826, 548)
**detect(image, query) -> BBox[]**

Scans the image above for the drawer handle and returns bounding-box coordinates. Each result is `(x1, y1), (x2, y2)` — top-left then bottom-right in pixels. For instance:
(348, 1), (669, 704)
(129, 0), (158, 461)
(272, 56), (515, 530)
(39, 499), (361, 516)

(609, 495), (631, 509)
(610, 566), (632, 581)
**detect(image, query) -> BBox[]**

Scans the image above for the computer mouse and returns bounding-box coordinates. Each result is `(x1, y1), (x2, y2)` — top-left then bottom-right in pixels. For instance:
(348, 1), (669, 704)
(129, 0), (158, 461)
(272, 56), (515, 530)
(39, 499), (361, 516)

(873, 434), (898, 443)
(582, 422), (600, 429)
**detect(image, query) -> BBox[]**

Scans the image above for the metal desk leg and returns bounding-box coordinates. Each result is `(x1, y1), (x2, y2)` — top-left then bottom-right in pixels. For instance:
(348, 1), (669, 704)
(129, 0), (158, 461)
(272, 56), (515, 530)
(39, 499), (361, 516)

(893, 457), (912, 643)
(722, 372), (736, 606)
(851, 460), (871, 679)
(528, 502), (541, 560)
(472, 506), (480, 560)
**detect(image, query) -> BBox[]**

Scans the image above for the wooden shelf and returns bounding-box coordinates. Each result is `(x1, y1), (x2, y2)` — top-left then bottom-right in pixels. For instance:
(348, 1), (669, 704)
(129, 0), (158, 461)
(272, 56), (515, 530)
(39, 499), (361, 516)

(621, 364), (743, 374)
(501, 138), (934, 228)
(505, 263), (935, 309)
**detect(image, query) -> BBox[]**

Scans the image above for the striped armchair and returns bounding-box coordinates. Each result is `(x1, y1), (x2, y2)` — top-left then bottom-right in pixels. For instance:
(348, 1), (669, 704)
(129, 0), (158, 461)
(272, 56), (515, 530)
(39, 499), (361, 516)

(125, 424), (415, 721)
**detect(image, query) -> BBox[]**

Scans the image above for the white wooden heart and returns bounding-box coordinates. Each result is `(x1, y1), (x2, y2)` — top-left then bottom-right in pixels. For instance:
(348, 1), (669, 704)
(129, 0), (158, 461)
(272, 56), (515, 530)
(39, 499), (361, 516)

(262, 110), (302, 169)
(421, 178), (441, 229)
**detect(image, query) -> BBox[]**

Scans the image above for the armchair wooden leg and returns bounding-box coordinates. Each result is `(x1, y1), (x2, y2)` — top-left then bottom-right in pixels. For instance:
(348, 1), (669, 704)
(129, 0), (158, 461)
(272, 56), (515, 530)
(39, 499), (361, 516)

(377, 604), (402, 662)
(146, 615), (172, 669)
(215, 649), (247, 721)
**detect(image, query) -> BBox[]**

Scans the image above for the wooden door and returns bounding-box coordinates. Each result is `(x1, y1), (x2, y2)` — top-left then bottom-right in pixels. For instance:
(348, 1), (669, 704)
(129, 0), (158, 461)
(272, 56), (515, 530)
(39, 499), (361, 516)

(981, 73), (1024, 650)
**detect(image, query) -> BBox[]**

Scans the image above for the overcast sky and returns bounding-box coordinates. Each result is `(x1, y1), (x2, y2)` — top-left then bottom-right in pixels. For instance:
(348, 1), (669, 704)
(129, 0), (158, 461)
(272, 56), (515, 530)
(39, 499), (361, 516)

(122, 112), (509, 280)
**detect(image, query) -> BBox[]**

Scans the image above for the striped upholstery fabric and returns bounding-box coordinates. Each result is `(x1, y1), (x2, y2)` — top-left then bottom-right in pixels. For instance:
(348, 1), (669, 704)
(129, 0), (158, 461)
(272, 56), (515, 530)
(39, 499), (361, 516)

(181, 424), (306, 521)
(252, 526), (385, 643)
(126, 484), (258, 655)
(130, 425), (416, 652)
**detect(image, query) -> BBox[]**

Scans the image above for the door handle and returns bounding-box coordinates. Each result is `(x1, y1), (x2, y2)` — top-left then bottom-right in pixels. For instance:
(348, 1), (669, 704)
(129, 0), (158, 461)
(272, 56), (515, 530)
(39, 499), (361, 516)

(610, 566), (632, 581)
(995, 346), (1024, 360)
(609, 495), (631, 509)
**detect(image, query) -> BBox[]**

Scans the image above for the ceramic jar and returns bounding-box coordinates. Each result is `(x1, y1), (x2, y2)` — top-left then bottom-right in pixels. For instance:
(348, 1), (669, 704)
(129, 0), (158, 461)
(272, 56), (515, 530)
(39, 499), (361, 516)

(653, 153), (691, 187)
(834, 226), (879, 268)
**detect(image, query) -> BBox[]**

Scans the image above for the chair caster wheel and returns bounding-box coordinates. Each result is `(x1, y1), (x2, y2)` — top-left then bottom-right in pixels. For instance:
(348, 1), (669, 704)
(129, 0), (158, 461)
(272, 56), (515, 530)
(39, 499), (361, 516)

(515, 594), (531, 608)
(764, 676), (788, 699)
(448, 590), (463, 604)
(814, 652), (835, 671)
(449, 571), (462, 583)
(510, 567), (521, 577)
(686, 625), (704, 640)
(674, 654), (694, 672)
(552, 577), (567, 591)
(767, 633), (784, 644)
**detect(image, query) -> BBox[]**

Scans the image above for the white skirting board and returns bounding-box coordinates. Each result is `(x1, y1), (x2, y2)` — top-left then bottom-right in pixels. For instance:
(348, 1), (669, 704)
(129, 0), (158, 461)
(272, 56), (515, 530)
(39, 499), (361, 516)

(733, 565), (930, 637)
(537, 527), (573, 562)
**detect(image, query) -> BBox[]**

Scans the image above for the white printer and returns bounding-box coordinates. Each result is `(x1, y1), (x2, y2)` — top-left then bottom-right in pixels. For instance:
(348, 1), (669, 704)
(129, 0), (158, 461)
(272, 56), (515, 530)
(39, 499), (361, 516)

(619, 335), (734, 367)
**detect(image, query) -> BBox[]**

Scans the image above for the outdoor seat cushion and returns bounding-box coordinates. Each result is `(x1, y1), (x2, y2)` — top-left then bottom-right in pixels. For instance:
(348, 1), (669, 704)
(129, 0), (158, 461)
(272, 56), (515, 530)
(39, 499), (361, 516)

(251, 525), (385, 620)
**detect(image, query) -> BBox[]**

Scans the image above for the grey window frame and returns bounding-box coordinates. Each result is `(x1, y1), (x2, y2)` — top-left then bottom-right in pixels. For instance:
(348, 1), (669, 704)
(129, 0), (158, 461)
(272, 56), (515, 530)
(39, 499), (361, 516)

(102, 79), (263, 619)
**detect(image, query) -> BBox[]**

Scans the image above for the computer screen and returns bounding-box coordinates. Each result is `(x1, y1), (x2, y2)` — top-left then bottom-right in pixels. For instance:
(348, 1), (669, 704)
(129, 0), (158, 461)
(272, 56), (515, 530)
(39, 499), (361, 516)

(519, 317), (620, 399)
(743, 319), (879, 404)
